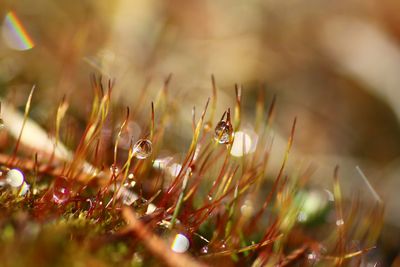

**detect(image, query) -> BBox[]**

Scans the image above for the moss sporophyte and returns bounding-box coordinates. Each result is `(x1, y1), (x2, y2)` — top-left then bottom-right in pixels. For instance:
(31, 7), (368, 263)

(0, 75), (383, 267)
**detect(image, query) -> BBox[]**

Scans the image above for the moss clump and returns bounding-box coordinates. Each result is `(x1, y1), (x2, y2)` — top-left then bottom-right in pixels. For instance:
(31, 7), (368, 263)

(0, 76), (383, 266)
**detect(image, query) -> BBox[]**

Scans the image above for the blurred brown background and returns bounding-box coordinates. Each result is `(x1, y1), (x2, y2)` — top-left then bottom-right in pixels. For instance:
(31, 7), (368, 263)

(1, 0), (400, 264)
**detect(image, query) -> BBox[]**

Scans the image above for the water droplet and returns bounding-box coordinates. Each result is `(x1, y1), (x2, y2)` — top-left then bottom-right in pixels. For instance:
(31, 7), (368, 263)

(6, 168), (24, 187)
(127, 173), (134, 180)
(0, 118), (4, 129)
(52, 176), (70, 204)
(132, 139), (152, 159)
(171, 233), (190, 253)
(207, 194), (213, 201)
(200, 246), (209, 254)
(214, 120), (233, 144)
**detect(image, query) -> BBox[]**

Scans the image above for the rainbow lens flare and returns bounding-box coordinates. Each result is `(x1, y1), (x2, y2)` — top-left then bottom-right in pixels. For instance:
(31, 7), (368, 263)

(2, 11), (34, 51)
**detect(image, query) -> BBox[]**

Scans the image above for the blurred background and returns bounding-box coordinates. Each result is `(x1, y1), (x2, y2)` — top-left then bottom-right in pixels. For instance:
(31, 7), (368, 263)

(1, 0), (400, 265)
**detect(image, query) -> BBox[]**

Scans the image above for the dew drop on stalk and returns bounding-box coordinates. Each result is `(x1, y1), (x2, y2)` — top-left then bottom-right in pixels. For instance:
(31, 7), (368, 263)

(214, 120), (233, 144)
(52, 176), (70, 204)
(171, 233), (190, 253)
(6, 168), (24, 187)
(132, 139), (152, 159)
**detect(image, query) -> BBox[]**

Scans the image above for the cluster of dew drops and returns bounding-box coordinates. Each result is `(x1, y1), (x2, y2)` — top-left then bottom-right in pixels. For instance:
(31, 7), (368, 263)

(0, 105), (233, 255)
(0, 108), (31, 197)
(0, 94), (230, 200)
(171, 111), (235, 255)
(0, 137), (153, 203)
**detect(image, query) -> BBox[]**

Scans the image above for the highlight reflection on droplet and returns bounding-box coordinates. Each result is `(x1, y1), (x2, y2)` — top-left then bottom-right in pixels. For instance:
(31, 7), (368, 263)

(2, 11), (34, 51)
